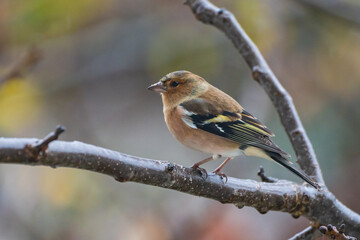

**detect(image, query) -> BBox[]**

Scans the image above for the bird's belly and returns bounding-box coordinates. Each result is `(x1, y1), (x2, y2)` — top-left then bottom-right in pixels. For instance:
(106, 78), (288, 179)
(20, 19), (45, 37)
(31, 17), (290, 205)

(165, 109), (242, 157)
(180, 130), (242, 157)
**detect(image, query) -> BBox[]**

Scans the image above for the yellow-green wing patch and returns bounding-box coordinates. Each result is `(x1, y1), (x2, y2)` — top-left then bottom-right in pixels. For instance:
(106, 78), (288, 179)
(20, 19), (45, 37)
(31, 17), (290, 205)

(240, 110), (274, 137)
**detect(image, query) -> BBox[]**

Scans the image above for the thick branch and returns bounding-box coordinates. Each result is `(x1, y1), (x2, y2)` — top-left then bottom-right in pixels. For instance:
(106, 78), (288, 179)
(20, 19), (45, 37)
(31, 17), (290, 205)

(0, 137), (307, 214)
(184, 0), (324, 186)
(0, 137), (359, 236)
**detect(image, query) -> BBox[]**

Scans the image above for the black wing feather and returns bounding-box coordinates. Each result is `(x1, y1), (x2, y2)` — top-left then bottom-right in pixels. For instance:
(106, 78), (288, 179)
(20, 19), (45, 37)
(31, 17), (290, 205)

(180, 99), (290, 158)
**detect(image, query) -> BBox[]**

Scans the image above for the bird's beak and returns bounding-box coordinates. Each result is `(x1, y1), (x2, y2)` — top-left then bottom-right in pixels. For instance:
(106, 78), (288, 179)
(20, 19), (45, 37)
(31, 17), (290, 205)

(147, 81), (166, 93)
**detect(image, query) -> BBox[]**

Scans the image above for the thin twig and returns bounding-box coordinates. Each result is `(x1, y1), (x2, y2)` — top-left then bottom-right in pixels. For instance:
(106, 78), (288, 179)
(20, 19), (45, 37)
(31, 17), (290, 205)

(257, 166), (278, 183)
(183, 0), (325, 186)
(25, 125), (66, 161)
(288, 226), (317, 240)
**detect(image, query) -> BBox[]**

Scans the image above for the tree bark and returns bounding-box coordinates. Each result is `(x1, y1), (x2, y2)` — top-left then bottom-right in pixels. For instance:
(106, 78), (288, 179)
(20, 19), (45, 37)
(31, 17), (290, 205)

(0, 137), (359, 237)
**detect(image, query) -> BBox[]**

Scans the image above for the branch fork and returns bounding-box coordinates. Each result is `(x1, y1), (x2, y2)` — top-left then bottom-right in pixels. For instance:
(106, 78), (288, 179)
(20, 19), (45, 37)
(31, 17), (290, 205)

(25, 125), (66, 162)
(257, 166), (278, 183)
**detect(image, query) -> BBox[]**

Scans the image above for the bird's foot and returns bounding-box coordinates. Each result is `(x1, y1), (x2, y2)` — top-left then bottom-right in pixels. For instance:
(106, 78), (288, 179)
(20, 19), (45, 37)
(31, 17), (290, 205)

(212, 171), (228, 183)
(191, 164), (208, 179)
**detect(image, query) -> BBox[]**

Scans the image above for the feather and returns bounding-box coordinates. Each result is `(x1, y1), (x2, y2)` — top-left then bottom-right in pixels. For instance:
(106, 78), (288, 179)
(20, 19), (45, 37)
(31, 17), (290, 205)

(266, 150), (320, 190)
(179, 98), (290, 158)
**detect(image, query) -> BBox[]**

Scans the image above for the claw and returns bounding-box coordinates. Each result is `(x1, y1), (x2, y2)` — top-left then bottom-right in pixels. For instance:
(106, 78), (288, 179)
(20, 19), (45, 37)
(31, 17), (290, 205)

(191, 165), (208, 179)
(212, 171), (228, 183)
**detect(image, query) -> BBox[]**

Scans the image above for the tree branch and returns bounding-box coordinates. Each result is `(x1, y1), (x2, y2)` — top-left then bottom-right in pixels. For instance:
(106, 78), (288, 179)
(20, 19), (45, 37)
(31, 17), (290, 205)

(0, 128), (359, 236)
(257, 166), (279, 183)
(25, 125), (66, 161)
(0, 136), (308, 214)
(184, 0), (324, 186)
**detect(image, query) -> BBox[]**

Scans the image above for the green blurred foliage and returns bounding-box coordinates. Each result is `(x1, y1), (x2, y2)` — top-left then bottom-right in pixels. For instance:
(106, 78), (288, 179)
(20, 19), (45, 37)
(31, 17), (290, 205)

(147, 24), (221, 79)
(4, 0), (113, 44)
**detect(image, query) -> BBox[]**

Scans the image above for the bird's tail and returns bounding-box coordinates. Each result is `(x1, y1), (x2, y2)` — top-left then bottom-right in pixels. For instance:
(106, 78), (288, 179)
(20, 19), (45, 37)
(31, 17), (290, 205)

(265, 151), (321, 190)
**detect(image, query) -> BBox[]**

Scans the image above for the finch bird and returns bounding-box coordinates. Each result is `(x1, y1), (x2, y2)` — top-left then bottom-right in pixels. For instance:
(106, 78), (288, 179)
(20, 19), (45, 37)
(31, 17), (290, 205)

(148, 70), (319, 189)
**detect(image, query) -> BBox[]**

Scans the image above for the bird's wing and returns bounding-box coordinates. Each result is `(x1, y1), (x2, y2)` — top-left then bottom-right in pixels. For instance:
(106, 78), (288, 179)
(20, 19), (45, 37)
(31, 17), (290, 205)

(180, 98), (290, 158)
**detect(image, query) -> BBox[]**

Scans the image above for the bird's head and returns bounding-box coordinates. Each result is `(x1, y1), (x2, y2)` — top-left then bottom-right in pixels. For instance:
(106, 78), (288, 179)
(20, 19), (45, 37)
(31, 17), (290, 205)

(148, 70), (208, 107)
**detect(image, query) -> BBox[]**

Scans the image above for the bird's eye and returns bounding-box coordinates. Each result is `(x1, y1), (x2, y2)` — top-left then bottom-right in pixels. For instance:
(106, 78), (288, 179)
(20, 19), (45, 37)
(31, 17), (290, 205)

(170, 81), (179, 87)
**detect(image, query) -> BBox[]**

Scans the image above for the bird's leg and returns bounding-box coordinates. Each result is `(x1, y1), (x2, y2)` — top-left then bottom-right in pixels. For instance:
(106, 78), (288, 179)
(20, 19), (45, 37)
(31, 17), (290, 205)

(190, 156), (212, 179)
(212, 157), (232, 183)
(191, 155), (220, 179)
(213, 157), (232, 173)
(190, 156), (213, 169)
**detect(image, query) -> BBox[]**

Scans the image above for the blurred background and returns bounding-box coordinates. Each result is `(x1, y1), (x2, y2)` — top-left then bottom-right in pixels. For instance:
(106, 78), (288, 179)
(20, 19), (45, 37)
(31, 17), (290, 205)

(0, 0), (359, 239)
